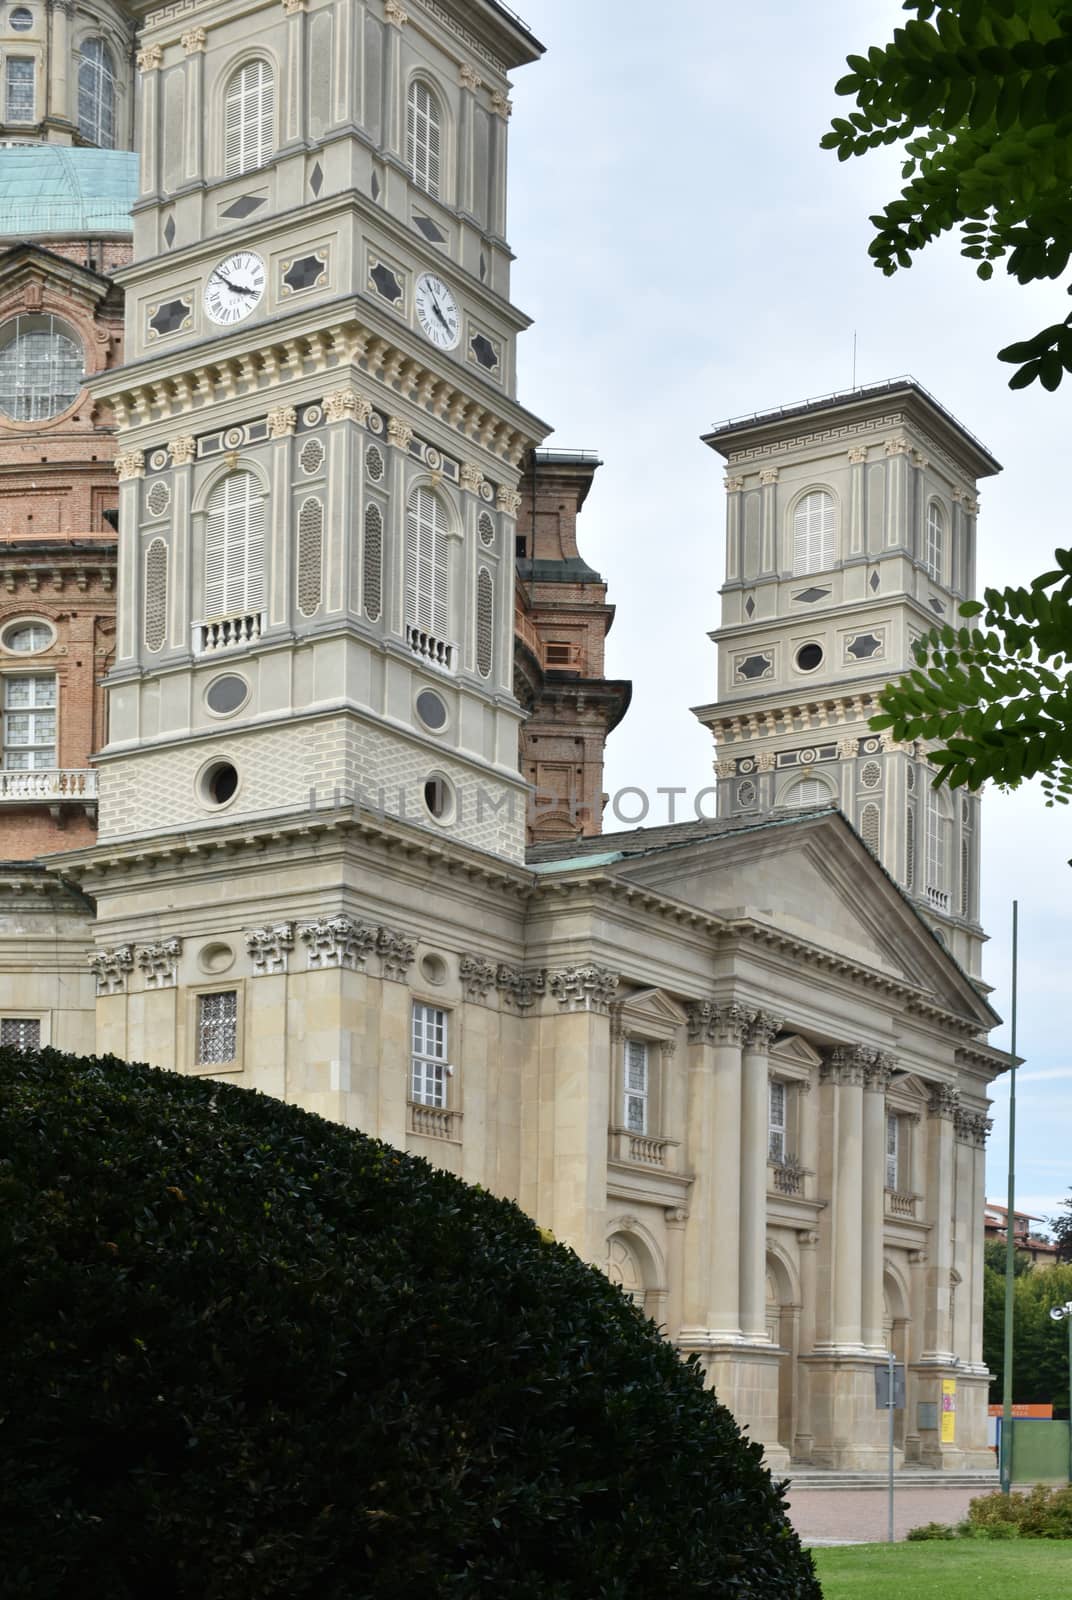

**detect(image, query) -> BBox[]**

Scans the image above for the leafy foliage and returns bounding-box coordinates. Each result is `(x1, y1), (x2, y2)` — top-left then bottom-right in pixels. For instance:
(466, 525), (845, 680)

(0, 1047), (819, 1600)
(1051, 1187), (1072, 1259)
(983, 1257), (1072, 1412)
(965, 1484), (1072, 1536)
(823, 0), (1072, 391)
(872, 549), (1072, 803)
(984, 1237), (1034, 1274)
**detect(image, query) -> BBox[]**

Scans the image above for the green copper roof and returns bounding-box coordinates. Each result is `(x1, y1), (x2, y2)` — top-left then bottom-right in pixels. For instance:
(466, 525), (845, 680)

(0, 147), (137, 238)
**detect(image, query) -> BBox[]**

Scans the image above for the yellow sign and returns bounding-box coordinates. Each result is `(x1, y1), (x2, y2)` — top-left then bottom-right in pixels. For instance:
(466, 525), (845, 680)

(941, 1378), (957, 1442)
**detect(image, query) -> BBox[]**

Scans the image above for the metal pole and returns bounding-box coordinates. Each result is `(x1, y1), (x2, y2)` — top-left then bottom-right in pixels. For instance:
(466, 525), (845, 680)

(1000, 900), (1019, 1493)
(888, 1349), (895, 1542)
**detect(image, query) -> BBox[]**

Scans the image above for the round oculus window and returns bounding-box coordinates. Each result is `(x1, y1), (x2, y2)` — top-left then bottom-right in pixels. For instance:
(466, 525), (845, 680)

(795, 642), (824, 673)
(205, 674), (250, 716)
(416, 688), (448, 731)
(200, 760), (239, 807)
(0, 314), (83, 422)
(423, 774), (453, 821)
(2, 619), (52, 654)
(10, 6), (33, 28)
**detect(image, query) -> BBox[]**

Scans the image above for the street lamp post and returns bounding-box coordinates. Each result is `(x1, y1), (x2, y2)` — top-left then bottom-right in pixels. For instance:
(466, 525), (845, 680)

(1048, 1300), (1072, 1485)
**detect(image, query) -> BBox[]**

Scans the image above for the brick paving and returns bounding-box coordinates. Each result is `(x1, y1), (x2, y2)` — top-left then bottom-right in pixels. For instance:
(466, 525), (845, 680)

(785, 1484), (984, 1544)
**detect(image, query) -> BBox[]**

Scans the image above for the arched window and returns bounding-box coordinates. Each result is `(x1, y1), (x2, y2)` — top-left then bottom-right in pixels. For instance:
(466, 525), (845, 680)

(781, 776), (833, 809)
(406, 79), (442, 197)
(204, 472), (266, 619)
(224, 60), (274, 177)
(0, 315), (83, 421)
(78, 38), (115, 148)
(924, 783), (951, 906)
(404, 487), (449, 637)
(925, 501), (943, 583)
(792, 490), (836, 576)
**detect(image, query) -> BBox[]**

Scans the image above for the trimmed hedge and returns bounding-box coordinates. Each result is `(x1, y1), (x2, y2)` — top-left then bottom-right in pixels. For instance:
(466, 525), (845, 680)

(0, 1048), (819, 1599)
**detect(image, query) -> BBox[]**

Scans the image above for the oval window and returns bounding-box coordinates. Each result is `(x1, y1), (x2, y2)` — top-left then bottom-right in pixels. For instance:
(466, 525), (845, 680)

(205, 674), (250, 716)
(416, 688), (447, 731)
(2, 619), (52, 654)
(795, 642), (824, 673)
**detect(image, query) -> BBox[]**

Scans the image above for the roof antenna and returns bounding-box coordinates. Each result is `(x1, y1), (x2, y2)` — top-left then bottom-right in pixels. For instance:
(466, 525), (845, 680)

(852, 330), (858, 389)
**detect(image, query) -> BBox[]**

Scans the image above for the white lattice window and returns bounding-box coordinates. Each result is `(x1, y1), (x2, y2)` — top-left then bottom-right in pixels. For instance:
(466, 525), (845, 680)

(363, 503), (383, 621)
(781, 776), (831, 809)
(6, 57), (34, 123)
(3, 674), (56, 769)
(0, 314), (83, 422)
(860, 800), (880, 855)
(196, 991), (238, 1065)
(768, 1079), (787, 1163)
(885, 1112), (900, 1190)
(406, 79), (442, 197)
(0, 1016), (40, 1051)
(144, 538), (168, 652)
(925, 502), (944, 583)
(792, 491), (836, 576)
(204, 472), (266, 619)
(411, 1001), (449, 1107)
(77, 38), (115, 148)
(224, 59), (273, 177)
(925, 784), (949, 897)
(624, 1039), (649, 1134)
(404, 487), (449, 635)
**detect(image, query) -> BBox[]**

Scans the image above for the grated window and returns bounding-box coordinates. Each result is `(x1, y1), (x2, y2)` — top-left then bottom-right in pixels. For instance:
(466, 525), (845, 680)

(860, 800), (880, 855)
(737, 779), (757, 808)
(366, 444), (385, 482)
(478, 510), (495, 547)
(363, 503), (383, 621)
(861, 760), (882, 789)
(475, 566), (494, 677)
(298, 437), (324, 476)
(0, 1016), (40, 1051)
(905, 804), (915, 889)
(146, 479), (171, 519)
(77, 38), (115, 147)
(196, 990), (238, 1065)
(296, 497), (323, 617)
(144, 538), (168, 652)
(0, 315), (83, 421)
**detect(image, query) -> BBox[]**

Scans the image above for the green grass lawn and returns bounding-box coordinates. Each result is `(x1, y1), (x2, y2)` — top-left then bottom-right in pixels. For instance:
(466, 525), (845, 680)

(812, 1540), (1072, 1600)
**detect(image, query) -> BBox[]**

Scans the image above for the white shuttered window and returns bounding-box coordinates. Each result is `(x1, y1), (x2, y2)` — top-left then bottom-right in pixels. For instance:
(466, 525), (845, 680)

(204, 472), (265, 619)
(404, 487), (449, 635)
(406, 79), (441, 197)
(624, 1039), (649, 1134)
(792, 491), (836, 575)
(224, 60), (274, 177)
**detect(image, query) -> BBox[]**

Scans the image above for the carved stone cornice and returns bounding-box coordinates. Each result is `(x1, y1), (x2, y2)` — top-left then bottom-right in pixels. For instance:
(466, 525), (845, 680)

(168, 435), (196, 465)
(299, 916), (376, 970)
(324, 387), (372, 425)
(820, 1045), (875, 1087)
(246, 923), (294, 975)
(954, 1107), (991, 1147)
(377, 926), (416, 982)
(927, 1082), (960, 1120)
(136, 44), (163, 71)
(89, 944), (134, 995)
(135, 937), (182, 989)
(865, 1050), (896, 1092)
(459, 954), (497, 1002)
(115, 450), (145, 481)
(744, 1010), (782, 1051)
(495, 964), (545, 1009)
(386, 416), (414, 451)
(548, 965), (619, 1013)
(267, 405), (297, 439)
(181, 26), (206, 51)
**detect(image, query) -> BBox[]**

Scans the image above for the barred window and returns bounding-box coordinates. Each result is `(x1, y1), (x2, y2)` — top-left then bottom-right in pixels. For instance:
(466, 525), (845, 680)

(296, 496), (323, 617)
(6, 57), (34, 123)
(196, 990), (238, 1065)
(363, 503), (383, 621)
(411, 1001), (448, 1107)
(905, 803), (916, 890)
(404, 486), (448, 635)
(0, 315), (83, 422)
(204, 471), (266, 619)
(77, 38), (115, 148)
(768, 1080), (786, 1163)
(406, 80), (442, 197)
(144, 538), (168, 652)
(0, 1017), (40, 1051)
(860, 800), (880, 855)
(885, 1112), (900, 1190)
(792, 490), (836, 576)
(224, 59), (273, 177)
(925, 502), (944, 583)
(624, 1038), (648, 1134)
(475, 566), (494, 677)
(3, 674), (56, 769)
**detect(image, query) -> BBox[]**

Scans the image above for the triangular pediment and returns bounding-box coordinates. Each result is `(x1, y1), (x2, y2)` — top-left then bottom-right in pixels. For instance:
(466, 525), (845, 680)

(612, 986), (688, 1041)
(770, 1033), (824, 1075)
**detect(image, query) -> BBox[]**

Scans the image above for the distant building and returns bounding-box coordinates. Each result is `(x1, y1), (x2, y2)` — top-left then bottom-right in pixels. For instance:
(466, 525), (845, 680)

(984, 1202), (1058, 1269)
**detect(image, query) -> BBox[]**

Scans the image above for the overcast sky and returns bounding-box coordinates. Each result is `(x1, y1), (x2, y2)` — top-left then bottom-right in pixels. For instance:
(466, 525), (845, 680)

(506, 0), (1070, 1228)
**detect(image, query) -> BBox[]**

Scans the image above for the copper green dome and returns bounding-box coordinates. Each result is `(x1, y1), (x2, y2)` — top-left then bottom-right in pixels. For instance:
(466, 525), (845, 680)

(0, 146), (137, 238)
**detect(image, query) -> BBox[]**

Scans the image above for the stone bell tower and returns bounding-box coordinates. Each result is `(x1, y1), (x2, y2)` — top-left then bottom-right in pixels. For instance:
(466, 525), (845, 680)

(693, 379), (1001, 977)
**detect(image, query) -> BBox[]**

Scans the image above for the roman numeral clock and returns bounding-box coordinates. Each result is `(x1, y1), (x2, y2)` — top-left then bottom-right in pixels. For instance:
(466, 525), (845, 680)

(203, 250), (267, 327)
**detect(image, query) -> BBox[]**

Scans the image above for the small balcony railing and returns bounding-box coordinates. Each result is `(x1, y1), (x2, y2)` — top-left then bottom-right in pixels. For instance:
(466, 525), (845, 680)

(607, 1127), (677, 1170)
(0, 768), (98, 803)
(194, 611), (265, 656)
(924, 885), (950, 912)
(886, 1189), (918, 1219)
(770, 1158), (806, 1197)
(406, 625), (455, 673)
(407, 1101), (462, 1142)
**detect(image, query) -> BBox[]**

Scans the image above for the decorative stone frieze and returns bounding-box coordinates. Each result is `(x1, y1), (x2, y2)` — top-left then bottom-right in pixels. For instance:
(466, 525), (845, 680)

(181, 26), (206, 50)
(459, 63), (482, 90)
(323, 388), (372, 425)
(246, 923), (294, 975)
(386, 416), (414, 451)
(685, 1000), (754, 1045)
(744, 1010), (782, 1050)
(495, 964), (545, 1009)
(135, 937), (182, 989)
(459, 461), (484, 494)
(136, 43), (163, 71)
(115, 451), (146, 481)
(548, 965), (619, 1013)
(865, 1050), (896, 1092)
(495, 486), (521, 516)
(927, 1082), (960, 1119)
(459, 954), (497, 1002)
(267, 405), (298, 438)
(168, 435), (196, 465)
(89, 945), (134, 996)
(954, 1108), (991, 1147)
(299, 916), (376, 970)
(377, 926), (416, 982)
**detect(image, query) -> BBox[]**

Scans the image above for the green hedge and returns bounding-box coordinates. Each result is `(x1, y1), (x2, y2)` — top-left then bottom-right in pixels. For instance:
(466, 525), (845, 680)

(0, 1048), (819, 1599)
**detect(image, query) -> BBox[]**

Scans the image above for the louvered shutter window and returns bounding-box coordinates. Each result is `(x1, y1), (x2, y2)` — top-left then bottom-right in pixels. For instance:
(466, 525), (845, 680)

(768, 1080), (786, 1163)
(144, 538), (168, 651)
(925, 502), (944, 582)
(404, 487), (448, 635)
(476, 566), (494, 677)
(624, 1039), (648, 1134)
(782, 776), (829, 808)
(225, 60), (274, 177)
(885, 1112), (899, 1190)
(406, 79), (442, 197)
(77, 39), (115, 148)
(792, 491), (836, 575)
(363, 503), (383, 621)
(204, 472), (265, 619)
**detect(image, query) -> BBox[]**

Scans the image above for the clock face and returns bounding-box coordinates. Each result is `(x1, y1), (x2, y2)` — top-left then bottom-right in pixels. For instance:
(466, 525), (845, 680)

(414, 272), (461, 351)
(204, 251), (266, 326)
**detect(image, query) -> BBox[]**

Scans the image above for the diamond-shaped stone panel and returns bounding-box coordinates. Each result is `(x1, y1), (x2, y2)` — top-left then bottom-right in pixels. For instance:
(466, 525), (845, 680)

(369, 263), (402, 303)
(744, 595), (755, 618)
(847, 633), (882, 660)
(794, 586), (830, 604)
(310, 161), (324, 196)
(370, 171), (380, 202)
(736, 653), (772, 681)
(869, 571), (881, 592)
(414, 214), (446, 244)
(162, 214), (176, 248)
(222, 194), (266, 220)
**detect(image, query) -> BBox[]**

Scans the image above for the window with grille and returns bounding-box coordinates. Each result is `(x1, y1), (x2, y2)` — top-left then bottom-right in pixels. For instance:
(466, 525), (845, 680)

(925, 784), (948, 893)
(144, 538), (168, 652)
(224, 59), (273, 177)
(792, 491), (836, 575)
(768, 1079), (787, 1162)
(411, 1001), (449, 1107)
(196, 991), (238, 1065)
(363, 503), (383, 621)
(0, 315), (83, 421)
(203, 472), (266, 619)
(77, 38), (115, 147)
(404, 487), (449, 635)
(885, 1112), (900, 1190)
(860, 800), (880, 855)
(905, 804), (915, 890)
(781, 776), (831, 808)
(3, 674), (56, 768)
(624, 1039), (648, 1134)
(406, 79), (442, 197)
(0, 1017), (40, 1051)
(296, 496), (323, 617)
(476, 566), (494, 677)
(925, 502), (944, 583)
(6, 57), (34, 123)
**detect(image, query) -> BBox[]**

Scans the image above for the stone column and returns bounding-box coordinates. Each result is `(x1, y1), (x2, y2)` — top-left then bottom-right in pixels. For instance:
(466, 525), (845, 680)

(167, 435), (196, 651)
(759, 467), (778, 575)
(724, 476), (743, 583)
(862, 1051), (894, 1351)
(740, 1010), (781, 1340)
(48, 0), (73, 127)
(848, 446), (867, 556)
(181, 29), (206, 188)
(884, 437), (908, 551)
(382, 0), (407, 165)
(114, 451), (145, 665)
(680, 1002), (719, 1340)
(821, 1045), (869, 1350)
(540, 966), (618, 1265)
(794, 1228), (820, 1459)
(136, 47), (164, 202)
(923, 1084), (958, 1361)
(663, 1205), (687, 1342)
(267, 405), (297, 628)
(283, 0), (308, 151)
(680, 1001), (749, 1340)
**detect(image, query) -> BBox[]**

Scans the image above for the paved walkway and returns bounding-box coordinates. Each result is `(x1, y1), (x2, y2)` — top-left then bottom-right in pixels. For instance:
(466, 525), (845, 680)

(785, 1482), (984, 1543)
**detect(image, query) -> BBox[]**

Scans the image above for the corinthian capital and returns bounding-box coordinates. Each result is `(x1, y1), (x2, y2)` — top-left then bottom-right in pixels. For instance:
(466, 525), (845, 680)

(115, 450), (145, 482)
(136, 44), (163, 72)
(385, 0), (408, 25)
(745, 1010), (782, 1050)
(181, 27), (206, 51)
(324, 387), (372, 425)
(168, 435), (196, 466)
(927, 1082), (960, 1120)
(548, 965), (619, 1013)
(386, 416), (414, 451)
(821, 1045), (874, 1087)
(865, 1051), (896, 1092)
(267, 405), (298, 439)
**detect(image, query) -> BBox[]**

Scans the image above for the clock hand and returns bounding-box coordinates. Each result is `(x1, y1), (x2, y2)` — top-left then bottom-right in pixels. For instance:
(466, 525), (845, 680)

(210, 270), (256, 295)
(430, 299), (452, 333)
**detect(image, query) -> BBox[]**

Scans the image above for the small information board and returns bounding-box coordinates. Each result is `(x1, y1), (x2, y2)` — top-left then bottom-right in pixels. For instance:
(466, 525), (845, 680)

(874, 1361), (905, 1410)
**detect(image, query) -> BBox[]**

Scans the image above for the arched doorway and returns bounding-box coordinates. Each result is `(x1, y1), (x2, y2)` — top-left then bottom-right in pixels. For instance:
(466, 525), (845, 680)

(605, 1220), (667, 1327)
(766, 1248), (801, 1457)
(883, 1264), (910, 1455)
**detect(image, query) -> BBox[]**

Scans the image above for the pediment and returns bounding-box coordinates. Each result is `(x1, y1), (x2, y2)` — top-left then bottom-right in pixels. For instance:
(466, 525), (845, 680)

(612, 986), (688, 1042)
(0, 243), (114, 316)
(770, 1033), (824, 1077)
